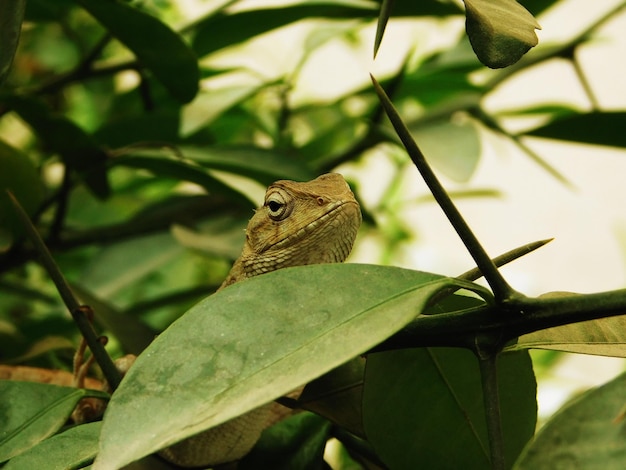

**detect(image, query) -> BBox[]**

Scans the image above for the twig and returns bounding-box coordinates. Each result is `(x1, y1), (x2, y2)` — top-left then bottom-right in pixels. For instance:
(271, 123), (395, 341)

(6, 190), (122, 390)
(371, 75), (518, 304)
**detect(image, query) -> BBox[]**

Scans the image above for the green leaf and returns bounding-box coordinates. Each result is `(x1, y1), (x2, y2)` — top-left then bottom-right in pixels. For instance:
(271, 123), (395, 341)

(74, 0), (199, 103)
(506, 315), (626, 357)
(192, 0), (379, 58)
(298, 358), (366, 438)
(514, 371), (626, 469)
(364, 348), (537, 469)
(0, 140), (44, 248)
(525, 112), (626, 148)
(112, 154), (252, 205)
(0, 382), (106, 463)
(78, 232), (187, 298)
(410, 117), (481, 182)
(0, 0), (26, 85)
(181, 146), (314, 185)
(239, 413), (331, 470)
(3, 422), (101, 470)
(94, 112), (181, 149)
(95, 264), (471, 468)
(464, 0), (540, 68)
(171, 216), (247, 260)
(1, 95), (110, 198)
(181, 84), (269, 136)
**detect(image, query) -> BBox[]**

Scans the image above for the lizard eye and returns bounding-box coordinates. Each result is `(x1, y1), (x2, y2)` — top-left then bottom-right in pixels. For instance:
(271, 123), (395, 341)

(265, 192), (290, 221)
(268, 200), (283, 213)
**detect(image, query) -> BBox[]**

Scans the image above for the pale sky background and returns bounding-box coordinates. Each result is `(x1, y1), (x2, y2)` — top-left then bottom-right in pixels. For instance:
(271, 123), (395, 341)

(194, 0), (626, 420)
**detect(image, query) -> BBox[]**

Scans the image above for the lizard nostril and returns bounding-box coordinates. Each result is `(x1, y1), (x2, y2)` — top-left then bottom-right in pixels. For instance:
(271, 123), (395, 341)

(316, 197), (325, 205)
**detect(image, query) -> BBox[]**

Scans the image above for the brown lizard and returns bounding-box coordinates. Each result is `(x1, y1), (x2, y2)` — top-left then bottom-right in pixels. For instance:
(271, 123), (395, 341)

(159, 173), (362, 467)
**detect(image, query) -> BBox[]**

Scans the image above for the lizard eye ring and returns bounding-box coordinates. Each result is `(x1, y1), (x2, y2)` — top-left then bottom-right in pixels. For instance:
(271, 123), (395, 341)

(266, 191), (291, 221)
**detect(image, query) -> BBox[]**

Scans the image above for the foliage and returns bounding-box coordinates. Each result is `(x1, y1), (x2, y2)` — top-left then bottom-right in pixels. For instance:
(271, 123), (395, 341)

(1, 0), (626, 469)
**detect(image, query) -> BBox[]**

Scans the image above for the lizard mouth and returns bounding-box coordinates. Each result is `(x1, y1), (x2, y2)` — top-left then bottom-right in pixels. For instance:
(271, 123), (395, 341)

(272, 199), (360, 250)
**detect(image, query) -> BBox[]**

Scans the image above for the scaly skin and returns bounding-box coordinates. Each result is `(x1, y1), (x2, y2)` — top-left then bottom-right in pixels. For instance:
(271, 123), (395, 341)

(159, 173), (361, 467)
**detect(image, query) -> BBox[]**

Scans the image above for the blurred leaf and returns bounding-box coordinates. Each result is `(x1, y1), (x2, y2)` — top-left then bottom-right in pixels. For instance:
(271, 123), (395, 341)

(181, 84), (271, 136)
(391, 0), (461, 16)
(171, 216), (247, 260)
(74, 0), (199, 103)
(514, 371), (626, 470)
(297, 107), (372, 167)
(182, 146), (314, 184)
(518, 0), (560, 16)
(464, 0), (540, 68)
(192, 0), (379, 58)
(496, 103), (579, 118)
(410, 117), (481, 182)
(0, 381), (106, 463)
(364, 348), (537, 469)
(2, 336), (75, 364)
(24, 0), (74, 22)
(0, 0), (26, 85)
(361, 0), (465, 50)
(240, 413), (331, 470)
(78, 232), (186, 298)
(0, 140), (44, 247)
(112, 154), (251, 204)
(398, 45), (485, 106)
(95, 264), (478, 468)
(506, 313), (626, 357)
(94, 112), (181, 148)
(2, 95), (109, 198)
(525, 112), (626, 148)
(3, 422), (101, 470)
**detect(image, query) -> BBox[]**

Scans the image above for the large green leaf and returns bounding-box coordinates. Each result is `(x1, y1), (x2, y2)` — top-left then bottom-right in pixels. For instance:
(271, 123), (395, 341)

(364, 348), (537, 469)
(0, 0), (26, 85)
(95, 264), (478, 469)
(525, 112), (626, 148)
(514, 371), (626, 469)
(3, 422), (101, 470)
(74, 0), (199, 103)
(506, 315), (626, 357)
(0, 382), (107, 463)
(464, 0), (540, 68)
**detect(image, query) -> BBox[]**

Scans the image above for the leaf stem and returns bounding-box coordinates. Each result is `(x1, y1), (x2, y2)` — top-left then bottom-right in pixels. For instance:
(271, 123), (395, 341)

(371, 74), (517, 303)
(477, 353), (505, 470)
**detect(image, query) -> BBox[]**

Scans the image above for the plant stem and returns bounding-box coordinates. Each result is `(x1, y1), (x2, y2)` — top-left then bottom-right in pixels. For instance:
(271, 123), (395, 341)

(571, 53), (600, 110)
(371, 74), (517, 303)
(477, 353), (506, 470)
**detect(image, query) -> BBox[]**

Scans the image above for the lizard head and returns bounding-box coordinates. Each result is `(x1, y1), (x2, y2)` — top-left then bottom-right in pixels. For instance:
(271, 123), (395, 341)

(242, 173), (361, 269)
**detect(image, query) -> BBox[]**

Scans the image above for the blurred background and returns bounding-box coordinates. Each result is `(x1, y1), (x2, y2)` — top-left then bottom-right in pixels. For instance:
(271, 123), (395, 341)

(1, 0), (626, 429)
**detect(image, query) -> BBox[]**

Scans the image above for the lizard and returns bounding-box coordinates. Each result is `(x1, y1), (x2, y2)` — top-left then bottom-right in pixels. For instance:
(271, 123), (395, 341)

(158, 172), (362, 468)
